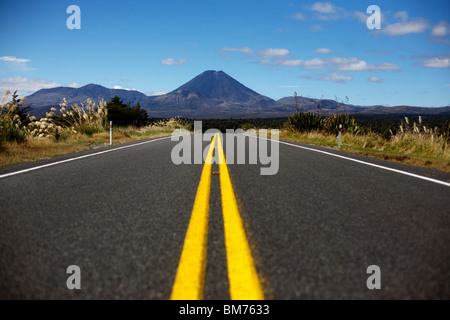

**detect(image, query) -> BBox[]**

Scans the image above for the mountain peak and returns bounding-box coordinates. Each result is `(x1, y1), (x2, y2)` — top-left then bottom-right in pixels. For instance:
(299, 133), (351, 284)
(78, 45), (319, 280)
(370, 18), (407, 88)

(81, 83), (107, 89)
(203, 70), (225, 76)
(147, 70), (275, 118)
(173, 70), (262, 102)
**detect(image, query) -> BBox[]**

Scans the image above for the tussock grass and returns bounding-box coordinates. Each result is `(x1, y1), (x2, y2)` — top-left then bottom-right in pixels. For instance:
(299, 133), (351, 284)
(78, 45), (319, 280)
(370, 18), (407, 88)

(0, 137), (86, 167)
(28, 98), (108, 139)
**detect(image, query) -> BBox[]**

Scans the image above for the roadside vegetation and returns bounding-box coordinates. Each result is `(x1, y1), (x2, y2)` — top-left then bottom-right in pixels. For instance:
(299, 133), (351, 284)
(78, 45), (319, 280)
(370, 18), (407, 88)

(280, 92), (450, 172)
(0, 90), (187, 167)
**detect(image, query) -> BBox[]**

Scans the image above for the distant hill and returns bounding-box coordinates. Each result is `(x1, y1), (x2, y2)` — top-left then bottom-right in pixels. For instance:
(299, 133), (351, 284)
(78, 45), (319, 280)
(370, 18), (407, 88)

(23, 71), (450, 118)
(273, 98), (450, 116)
(25, 84), (148, 116)
(358, 105), (450, 115)
(274, 97), (370, 115)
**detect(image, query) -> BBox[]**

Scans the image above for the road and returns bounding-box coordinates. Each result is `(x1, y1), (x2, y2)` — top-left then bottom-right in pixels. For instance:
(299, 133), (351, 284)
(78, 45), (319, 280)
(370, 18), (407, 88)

(0, 134), (449, 299)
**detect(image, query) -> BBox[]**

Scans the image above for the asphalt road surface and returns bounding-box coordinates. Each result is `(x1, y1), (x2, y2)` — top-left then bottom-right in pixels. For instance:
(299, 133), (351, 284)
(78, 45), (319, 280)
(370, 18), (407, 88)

(0, 134), (449, 299)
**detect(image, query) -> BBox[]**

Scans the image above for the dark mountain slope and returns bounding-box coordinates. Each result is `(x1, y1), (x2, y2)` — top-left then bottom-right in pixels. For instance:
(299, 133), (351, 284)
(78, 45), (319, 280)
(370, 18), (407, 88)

(26, 84), (148, 115)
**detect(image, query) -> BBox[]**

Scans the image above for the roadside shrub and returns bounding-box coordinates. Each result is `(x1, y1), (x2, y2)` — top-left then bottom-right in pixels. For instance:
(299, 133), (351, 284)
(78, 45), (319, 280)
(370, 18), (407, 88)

(0, 90), (34, 143)
(106, 96), (149, 127)
(286, 92), (361, 135)
(0, 117), (27, 143)
(323, 113), (362, 135)
(286, 110), (323, 132)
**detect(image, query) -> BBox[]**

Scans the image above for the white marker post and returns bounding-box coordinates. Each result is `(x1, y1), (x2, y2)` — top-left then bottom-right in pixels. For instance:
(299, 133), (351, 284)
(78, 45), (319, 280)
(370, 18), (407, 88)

(338, 124), (342, 148)
(110, 121), (113, 145)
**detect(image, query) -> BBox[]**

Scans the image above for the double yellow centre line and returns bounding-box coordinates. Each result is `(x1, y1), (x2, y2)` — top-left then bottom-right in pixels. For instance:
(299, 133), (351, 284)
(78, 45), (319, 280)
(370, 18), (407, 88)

(171, 133), (264, 300)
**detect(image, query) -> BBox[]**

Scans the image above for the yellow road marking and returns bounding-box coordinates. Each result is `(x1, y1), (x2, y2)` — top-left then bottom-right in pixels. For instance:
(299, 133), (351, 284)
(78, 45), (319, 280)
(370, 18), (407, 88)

(170, 135), (217, 300)
(217, 134), (264, 300)
(171, 133), (263, 300)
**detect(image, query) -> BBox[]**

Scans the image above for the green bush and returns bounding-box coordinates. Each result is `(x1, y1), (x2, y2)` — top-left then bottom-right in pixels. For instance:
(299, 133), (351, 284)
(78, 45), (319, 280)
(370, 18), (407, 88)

(75, 123), (102, 137)
(287, 110), (323, 132)
(323, 113), (362, 135)
(0, 118), (27, 143)
(286, 92), (362, 135)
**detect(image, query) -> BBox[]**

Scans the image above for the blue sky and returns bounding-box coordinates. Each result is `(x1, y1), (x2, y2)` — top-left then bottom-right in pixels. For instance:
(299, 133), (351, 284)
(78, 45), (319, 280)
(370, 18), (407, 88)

(0, 0), (449, 107)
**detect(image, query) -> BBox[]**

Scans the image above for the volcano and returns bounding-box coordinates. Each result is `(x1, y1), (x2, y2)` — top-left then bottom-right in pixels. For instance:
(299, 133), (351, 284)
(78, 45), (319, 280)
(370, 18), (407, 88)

(144, 70), (275, 118)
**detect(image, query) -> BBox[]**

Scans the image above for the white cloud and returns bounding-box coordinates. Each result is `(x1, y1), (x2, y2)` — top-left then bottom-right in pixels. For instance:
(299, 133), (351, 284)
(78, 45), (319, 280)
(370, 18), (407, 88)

(291, 13), (305, 21)
(322, 72), (353, 83)
(0, 56), (34, 71)
(314, 48), (331, 54)
(308, 2), (347, 20)
(148, 91), (167, 96)
(67, 82), (82, 88)
(160, 58), (187, 65)
(394, 11), (409, 22)
(258, 59), (273, 65)
(431, 21), (449, 37)
(259, 53), (400, 72)
(381, 17), (429, 36)
(220, 44), (400, 75)
(372, 63), (400, 70)
(0, 56), (31, 63)
(355, 10), (429, 36)
(310, 2), (335, 14)
(421, 56), (450, 68)
(279, 59), (303, 67)
(221, 47), (253, 54)
(259, 48), (290, 58)
(368, 76), (384, 83)
(302, 58), (327, 69)
(113, 85), (139, 91)
(353, 11), (368, 23)
(310, 25), (322, 32)
(0, 77), (61, 93)
(334, 57), (368, 71)
(297, 57), (400, 71)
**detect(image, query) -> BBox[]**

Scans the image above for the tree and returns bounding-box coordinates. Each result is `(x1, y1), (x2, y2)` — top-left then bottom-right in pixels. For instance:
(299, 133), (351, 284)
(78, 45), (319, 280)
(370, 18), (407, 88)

(130, 101), (149, 127)
(106, 96), (149, 127)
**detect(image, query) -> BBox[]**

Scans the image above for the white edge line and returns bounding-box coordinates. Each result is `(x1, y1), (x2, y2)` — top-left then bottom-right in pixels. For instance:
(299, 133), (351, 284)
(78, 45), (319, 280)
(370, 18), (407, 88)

(244, 133), (450, 188)
(0, 135), (178, 180)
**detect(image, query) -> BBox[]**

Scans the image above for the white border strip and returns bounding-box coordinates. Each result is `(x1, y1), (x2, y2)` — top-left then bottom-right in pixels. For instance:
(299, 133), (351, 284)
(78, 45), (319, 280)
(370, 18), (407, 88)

(0, 136), (173, 180)
(247, 134), (450, 188)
